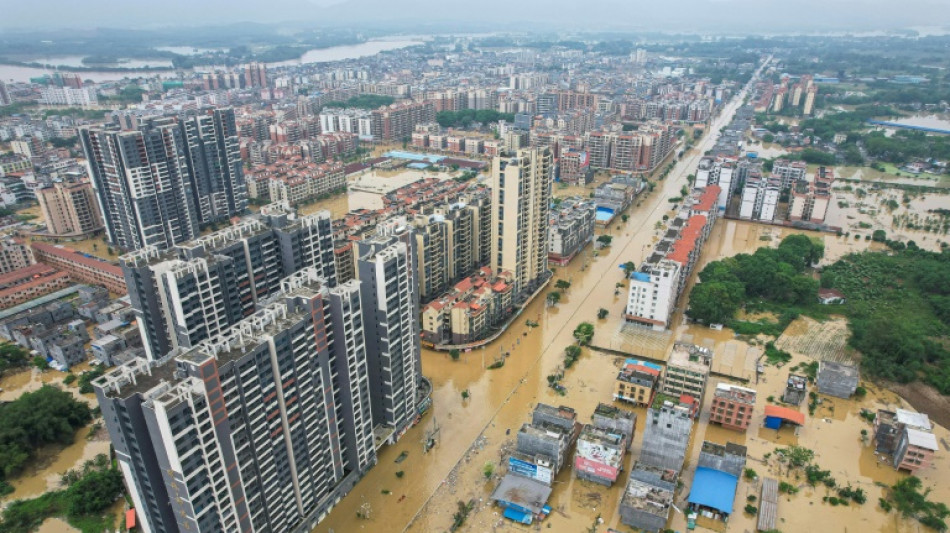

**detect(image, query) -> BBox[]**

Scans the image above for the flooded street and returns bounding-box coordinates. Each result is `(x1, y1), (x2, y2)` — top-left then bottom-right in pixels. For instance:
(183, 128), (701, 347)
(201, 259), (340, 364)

(313, 90), (756, 532)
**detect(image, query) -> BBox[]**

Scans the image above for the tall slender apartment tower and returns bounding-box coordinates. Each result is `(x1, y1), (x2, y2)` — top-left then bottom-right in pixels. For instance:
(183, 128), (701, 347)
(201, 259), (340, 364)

(180, 108), (247, 224)
(81, 109), (247, 252)
(121, 205), (336, 360)
(93, 269), (378, 533)
(0, 81), (11, 106)
(490, 147), (553, 300)
(356, 221), (422, 442)
(80, 118), (200, 251)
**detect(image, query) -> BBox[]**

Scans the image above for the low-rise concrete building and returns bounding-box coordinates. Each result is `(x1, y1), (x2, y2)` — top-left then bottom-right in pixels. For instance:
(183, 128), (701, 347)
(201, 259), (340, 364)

(874, 409), (932, 454)
(687, 442), (747, 523)
(816, 361), (859, 398)
(548, 197), (595, 266)
(573, 404), (637, 486)
(640, 400), (693, 472)
(574, 424), (626, 486)
(618, 462), (678, 533)
(709, 383), (756, 432)
(783, 373), (808, 405)
(874, 409), (937, 472)
(660, 343), (712, 408)
(0, 264), (72, 309)
(614, 358), (662, 406)
(895, 428), (938, 473)
(31, 242), (127, 294)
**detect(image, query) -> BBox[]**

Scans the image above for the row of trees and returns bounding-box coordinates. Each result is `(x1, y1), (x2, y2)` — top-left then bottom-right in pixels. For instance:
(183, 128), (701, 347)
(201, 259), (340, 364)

(323, 94), (395, 110)
(687, 235), (823, 325)
(436, 110), (514, 128)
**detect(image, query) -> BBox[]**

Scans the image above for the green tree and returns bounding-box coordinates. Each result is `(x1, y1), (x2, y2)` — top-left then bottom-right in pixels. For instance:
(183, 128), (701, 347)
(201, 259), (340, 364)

(621, 262), (637, 277)
(597, 308), (609, 320)
(0, 343), (30, 376)
(64, 468), (124, 516)
(0, 385), (92, 479)
(547, 292), (562, 305)
(573, 322), (595, 345)
(483, 462), (495, 480)
(449, 349), (460, 361)
(555, 279), (571, 291)
(687, 281), (744, 324)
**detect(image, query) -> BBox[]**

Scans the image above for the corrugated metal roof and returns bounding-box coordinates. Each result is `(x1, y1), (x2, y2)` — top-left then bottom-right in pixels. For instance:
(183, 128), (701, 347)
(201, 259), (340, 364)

(687, 467), (738, 514)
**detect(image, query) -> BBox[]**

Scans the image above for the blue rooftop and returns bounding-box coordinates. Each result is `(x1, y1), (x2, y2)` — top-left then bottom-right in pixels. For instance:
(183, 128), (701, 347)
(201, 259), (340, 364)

(625, 359), (662, 372)
(631, 272), (650, 282)
(688, 467), (739, 515)
(385, 150), (445, 162)
(503, 508), (533, 525)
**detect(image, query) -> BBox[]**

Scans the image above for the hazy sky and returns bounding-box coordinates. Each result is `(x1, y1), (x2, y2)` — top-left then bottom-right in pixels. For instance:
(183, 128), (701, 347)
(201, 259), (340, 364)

(2, 0), (949, 33)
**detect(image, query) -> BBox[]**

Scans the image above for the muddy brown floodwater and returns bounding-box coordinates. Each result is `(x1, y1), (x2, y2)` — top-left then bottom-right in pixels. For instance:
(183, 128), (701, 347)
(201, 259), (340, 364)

(312, 91), (950, 533)
(0, 368), (112, 505)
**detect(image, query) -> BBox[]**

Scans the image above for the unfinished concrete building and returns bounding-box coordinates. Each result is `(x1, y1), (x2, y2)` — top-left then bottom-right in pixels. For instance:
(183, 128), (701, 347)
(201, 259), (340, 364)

(696, 441), (747, 478)
(816, 361), (859, 398)
(875, 409), (932, 455)
(619, 462), (678, 533)
(516, 424), (573, 477)
(783, 373), (808, 405)
(514, 404), (579, 480)
(531, 403), (578, 435)
(660, 343), (712, 407)
(591, 402), (637, 449)
(639, 401), (694, 472)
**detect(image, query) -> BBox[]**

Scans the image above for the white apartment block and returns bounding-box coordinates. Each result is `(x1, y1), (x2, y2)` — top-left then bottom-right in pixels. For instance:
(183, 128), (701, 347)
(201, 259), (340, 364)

(624, 259), (681, 330)
(41, 86), (98, 106)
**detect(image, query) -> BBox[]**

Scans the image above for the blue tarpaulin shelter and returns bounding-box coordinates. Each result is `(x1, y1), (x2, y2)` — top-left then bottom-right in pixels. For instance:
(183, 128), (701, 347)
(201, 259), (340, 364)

(688, 467), (739, 515)
(503, 507), (533, 524)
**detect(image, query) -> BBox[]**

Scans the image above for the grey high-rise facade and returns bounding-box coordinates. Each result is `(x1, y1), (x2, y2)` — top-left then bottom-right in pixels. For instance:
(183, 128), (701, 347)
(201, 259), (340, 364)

(81, 118), (199, 251)
(121, 204), (336, 360)
(356, 220), (422, 442)
(94, 269), (380, 533)
(81, 109), (247, 252)
(180, 108), (248, 225)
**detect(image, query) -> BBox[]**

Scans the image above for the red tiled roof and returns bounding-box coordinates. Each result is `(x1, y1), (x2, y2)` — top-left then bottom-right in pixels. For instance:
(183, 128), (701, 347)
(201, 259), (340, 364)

(31, 242), (124, 278)
(625, 362), (660, 377)
(694, 185), (721, 212)
(0, 263), (58, 286)
(0, 270), (70, 300)
(454, 278), (473, 293)
(667, 215), (707, 266)
(764, 405), (806, 425)
(818, 288), (845, 299)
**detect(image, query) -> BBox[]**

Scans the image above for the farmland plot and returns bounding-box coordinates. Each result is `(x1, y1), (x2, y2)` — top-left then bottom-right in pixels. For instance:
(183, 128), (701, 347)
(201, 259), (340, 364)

(774, 315), (854, 364)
